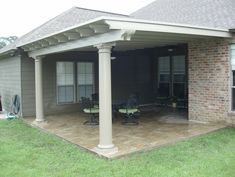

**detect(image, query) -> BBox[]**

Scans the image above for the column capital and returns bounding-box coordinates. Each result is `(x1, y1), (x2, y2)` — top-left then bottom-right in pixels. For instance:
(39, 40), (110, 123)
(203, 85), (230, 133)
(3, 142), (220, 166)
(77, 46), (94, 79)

(95, 43), (115, 53)
(33, 55), (45, 61)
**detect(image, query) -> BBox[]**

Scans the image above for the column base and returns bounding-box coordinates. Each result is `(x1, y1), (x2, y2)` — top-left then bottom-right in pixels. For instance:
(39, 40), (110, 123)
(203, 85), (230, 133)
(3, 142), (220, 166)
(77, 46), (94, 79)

(92, 145), (118, 157)
(33, 119), (47, 126)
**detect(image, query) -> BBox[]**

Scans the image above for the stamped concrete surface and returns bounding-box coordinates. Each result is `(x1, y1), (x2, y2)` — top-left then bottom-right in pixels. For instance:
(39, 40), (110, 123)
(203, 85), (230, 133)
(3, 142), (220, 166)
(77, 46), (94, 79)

(25, 109), (226, 158)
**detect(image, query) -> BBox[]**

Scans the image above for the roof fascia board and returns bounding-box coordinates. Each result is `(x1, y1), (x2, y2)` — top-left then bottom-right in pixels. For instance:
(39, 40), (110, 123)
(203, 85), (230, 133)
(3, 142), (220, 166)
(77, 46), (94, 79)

(104, 17), (230, 31)
(28, 29), (130, 58)
(104, 19), (232, 38)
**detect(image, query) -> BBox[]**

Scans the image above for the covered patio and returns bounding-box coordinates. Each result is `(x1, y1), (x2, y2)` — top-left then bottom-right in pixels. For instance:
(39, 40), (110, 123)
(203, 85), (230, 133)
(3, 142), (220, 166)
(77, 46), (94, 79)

(20, 17), (231, 157)
(25, 109), (226, 158)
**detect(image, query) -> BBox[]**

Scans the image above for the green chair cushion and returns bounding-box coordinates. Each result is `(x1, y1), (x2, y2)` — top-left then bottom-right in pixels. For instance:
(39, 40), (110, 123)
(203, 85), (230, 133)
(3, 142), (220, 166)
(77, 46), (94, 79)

(93, 105), (99, 109)
(83, 108), (99, 114)
(118, 108), (139, 114)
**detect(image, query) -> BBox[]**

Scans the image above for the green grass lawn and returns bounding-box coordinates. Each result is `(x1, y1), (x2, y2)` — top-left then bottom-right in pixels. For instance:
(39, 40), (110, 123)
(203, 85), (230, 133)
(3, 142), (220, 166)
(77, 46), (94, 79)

(0, 120), (235, 177)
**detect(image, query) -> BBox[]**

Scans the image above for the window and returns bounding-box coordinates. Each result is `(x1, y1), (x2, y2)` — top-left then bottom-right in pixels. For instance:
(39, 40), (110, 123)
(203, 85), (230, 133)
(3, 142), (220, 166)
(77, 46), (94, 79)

(157, 55), (186, 99)
(77, 62), (94, 100)
(56, 62), (74, 104)
(158, 56), (170, 97)
(173, 56), (186, 99)
(231, 44), (235, 110)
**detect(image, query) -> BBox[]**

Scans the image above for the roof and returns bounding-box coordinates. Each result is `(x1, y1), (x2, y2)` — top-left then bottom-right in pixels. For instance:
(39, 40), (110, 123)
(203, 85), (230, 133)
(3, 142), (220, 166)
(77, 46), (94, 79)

(1, 1), (235, 55)
(18, 7), (128, 46)
(0, 7), (128, 54)
(131, 0), (235, 30)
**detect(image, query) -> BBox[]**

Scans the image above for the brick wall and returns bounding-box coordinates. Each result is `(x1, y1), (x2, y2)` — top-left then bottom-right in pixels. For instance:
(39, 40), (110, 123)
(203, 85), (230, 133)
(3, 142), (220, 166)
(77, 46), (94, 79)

(188, 38), (232, 123)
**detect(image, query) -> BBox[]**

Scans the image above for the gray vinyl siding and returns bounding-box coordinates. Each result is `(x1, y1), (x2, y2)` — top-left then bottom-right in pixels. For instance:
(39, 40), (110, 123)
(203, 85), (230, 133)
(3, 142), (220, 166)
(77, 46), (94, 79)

(21, 56), (35, 117)
(0, 55), (21, 114)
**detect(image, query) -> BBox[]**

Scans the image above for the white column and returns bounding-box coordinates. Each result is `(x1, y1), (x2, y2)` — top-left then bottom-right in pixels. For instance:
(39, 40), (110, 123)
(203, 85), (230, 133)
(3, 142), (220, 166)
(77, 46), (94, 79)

(94, 43), (117, 155)
(34, 56), (45, 122)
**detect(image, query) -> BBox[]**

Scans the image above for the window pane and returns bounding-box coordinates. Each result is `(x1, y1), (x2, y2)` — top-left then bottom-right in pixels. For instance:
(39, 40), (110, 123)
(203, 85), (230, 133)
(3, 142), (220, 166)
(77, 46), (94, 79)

(65, 86), (74, 103)
(232, 88), (235, 110)
(233, 71), (235, 86)
(174, 74), (185, 83)
(160, 74), (170, 82)
(173, 56), (185, 83)
(231, 45), (235, 70)
(173, 56), (185, 74)
(77, 62), (94, 101)
(65, 62), (74, 74)
(57, 62), (65, 74)
(57, 74), (65, 86)
(78, 85), (86, 99)
(159, 57), (170, 83)
(58, 86), (66, 103)
(78, 62), (86, 73)
(159, 57), (170, 73)
(56, 62), (74, 103)
(78, 74), (86, 85)
(85, 85), (93, 99)
(232, 45), (235, 110)
(65, 74), (74, 85)
(86, 74), (93, 85)
(85, 63), (93, 73)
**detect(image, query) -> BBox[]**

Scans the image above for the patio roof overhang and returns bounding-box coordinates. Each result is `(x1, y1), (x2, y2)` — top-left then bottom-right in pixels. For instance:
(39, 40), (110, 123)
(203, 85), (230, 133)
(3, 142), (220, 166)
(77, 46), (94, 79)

(19, 17), (232, 58)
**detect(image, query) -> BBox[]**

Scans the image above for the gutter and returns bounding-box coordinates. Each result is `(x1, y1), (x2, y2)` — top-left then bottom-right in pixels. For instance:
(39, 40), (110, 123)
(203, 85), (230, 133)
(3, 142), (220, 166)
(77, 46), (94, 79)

(0, 49), (20, 59)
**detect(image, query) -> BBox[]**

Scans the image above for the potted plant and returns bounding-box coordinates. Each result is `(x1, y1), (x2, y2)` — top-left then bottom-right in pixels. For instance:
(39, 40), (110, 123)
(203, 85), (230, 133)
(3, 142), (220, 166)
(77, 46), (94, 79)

(171, 96), (178, 108)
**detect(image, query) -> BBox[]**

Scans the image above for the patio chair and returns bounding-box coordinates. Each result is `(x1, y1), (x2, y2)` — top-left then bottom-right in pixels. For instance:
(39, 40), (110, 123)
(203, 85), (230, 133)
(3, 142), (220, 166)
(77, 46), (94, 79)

(118, 94), (140, 125)
(81, 97), (99, 125)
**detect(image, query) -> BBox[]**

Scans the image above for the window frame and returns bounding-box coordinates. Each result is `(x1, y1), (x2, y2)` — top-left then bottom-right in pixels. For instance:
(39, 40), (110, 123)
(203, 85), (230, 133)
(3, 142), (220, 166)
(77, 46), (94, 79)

(55, 61), (96, 105)
(157, 55), (186, 98)
(230, 44), (235, 111)
(76, 61), (95, 102)
(56, 61), (76, 105)
(158, 56), (171, 84)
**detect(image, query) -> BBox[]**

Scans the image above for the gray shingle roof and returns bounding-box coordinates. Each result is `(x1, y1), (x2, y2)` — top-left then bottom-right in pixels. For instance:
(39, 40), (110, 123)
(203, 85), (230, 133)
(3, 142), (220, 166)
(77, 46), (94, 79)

(0, 7), (128, 54)
(131, 0), (235, 29)
(18, 7), (129, 46)
(1, 1), (235, 55)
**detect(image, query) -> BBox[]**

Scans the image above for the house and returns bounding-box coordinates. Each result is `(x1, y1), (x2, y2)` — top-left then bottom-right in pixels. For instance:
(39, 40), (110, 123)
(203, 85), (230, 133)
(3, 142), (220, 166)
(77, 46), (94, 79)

(0, 0), (235, 155)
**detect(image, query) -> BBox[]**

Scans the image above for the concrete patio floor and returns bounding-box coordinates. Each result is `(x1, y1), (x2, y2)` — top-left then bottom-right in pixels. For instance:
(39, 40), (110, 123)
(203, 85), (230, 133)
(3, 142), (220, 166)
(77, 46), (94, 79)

(25, 109), (226, 158)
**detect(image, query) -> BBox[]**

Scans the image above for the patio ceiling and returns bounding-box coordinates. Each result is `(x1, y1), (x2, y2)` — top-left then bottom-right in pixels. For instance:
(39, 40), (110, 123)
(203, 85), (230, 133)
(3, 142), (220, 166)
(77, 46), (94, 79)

(20, 17), (232, 57)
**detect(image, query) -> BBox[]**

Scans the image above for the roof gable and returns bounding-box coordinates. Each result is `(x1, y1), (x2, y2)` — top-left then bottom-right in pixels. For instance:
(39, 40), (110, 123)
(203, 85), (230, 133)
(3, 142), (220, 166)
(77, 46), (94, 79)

(131, 0), (235, 29)
(0, 7), (128, 55)
(18, 7), (128, 46)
